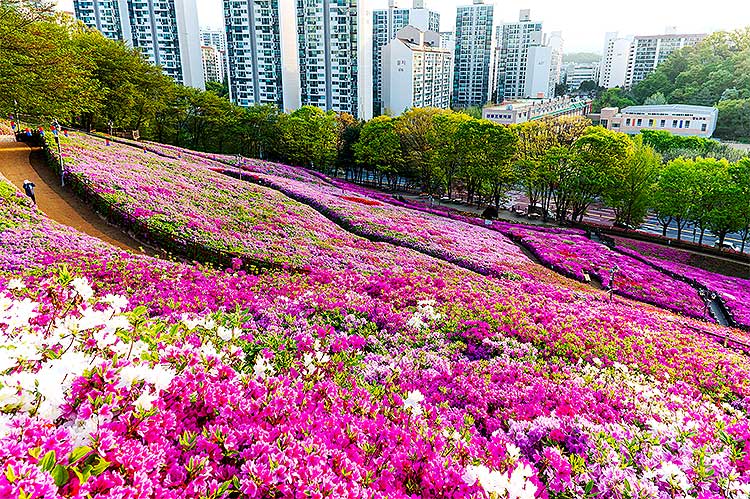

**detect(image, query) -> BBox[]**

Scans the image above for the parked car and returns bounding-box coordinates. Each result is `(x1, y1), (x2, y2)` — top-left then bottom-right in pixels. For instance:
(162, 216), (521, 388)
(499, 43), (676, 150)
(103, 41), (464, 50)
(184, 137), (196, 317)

(527, 205), (554, 219)
(714, 241), (739, 252)
(613, 221), (637, 231)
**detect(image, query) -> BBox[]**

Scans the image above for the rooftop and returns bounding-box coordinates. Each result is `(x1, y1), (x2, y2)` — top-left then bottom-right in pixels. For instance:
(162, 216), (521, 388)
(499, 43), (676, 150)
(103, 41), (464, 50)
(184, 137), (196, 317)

(622, 104), (718, 114)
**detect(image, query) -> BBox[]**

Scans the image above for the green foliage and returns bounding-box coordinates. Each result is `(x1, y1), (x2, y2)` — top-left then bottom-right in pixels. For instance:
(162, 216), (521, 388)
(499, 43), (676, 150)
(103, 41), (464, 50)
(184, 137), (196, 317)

(353, 116), (403, 186)
(640, 129), (745, 161)
(715, 99), (750, 141)
(629, 28), (750, 140)
(602, 136), (662, 226)
(592, 88), (636, 112)
(643, 92), (668, 106)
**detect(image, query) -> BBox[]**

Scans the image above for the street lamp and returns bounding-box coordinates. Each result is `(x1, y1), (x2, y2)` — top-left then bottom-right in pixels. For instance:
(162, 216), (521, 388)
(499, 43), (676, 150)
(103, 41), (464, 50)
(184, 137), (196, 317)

(52, 119), (65, 187)
(608, 264), (620, 301)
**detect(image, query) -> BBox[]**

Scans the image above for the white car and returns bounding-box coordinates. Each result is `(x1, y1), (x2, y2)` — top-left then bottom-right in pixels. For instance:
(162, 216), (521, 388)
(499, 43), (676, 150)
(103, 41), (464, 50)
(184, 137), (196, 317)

(714, 241), (739, 251)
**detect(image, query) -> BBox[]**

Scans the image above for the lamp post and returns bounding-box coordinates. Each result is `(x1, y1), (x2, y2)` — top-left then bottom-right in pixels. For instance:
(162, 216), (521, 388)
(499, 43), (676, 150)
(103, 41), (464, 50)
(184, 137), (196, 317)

(608, 264), (619, 302)
(52, 120), (65, 187)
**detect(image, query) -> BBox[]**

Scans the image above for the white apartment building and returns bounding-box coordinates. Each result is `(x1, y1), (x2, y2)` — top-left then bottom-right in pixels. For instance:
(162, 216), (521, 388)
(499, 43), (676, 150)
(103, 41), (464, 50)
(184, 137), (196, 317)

(625, 32), (706, 88)
(599, 32), (631, 89)
(453, 0), (494, 108)
(73, 0), (204, 89)
(200, 29), (227, 53)
(223, 0), (298, 109)
(296, 0), (373, 119)
(546, 31), (564, 89)
(382, 27), (453, 115)
(372, 0), (440, 115)
(492, 10), (556, 102)
(201, 45), (224, 83)
(600, 105), (718, 138)
(483, 96), (592, 125)
(565, 62), (601, 90)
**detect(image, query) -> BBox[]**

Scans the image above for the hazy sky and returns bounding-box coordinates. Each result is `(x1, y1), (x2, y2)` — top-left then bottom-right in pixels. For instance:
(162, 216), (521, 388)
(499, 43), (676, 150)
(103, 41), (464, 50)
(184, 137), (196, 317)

(58, 0), (750, 53)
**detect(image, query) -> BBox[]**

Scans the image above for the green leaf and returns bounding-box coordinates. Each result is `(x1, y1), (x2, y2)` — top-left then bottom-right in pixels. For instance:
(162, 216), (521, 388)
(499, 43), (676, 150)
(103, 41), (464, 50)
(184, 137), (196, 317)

(585, 480), (594, 494)
(38, 450), (57, 472)
(69, 446), (93, 465)
(51, 464), (69, 487)
(90, 457), (110, 476)
(5, 464), (16, 483)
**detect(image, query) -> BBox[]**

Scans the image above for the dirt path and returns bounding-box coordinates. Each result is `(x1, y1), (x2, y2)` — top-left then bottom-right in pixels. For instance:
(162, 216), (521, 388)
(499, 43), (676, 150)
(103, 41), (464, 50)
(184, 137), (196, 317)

(0, 139), (158, 256)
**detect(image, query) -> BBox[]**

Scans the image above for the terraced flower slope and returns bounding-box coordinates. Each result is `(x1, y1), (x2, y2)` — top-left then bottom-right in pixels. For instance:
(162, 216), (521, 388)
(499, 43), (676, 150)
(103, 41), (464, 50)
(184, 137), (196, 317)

(1, 135), (749, 497)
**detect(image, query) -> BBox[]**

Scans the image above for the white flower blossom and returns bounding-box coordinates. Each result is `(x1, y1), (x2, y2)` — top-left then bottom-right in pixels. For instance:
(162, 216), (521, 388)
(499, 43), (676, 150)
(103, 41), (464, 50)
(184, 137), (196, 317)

(70, 278), (94, 301)
(253, 356), (275, 379)
(6, 279), (25, 291)
(403, 390), (425, 416)
(134, 391), (158, 411)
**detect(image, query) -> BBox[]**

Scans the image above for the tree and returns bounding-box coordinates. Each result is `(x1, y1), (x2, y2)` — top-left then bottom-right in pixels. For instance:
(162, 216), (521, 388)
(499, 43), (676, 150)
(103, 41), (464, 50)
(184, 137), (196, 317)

(603, 136), (662, 227)
(353, 116), (403, 188)
(567, 127), (634, 223)
(277, 106), (338, 169)
(394, 108), (446, 193)
(652, 158), (703, 240)
(592, 88), (636, 112)
(429, 111), (473, 198)
(453, 119), (518, 207)
(715, 99), (750, 141)
(643, 92), (668, 105)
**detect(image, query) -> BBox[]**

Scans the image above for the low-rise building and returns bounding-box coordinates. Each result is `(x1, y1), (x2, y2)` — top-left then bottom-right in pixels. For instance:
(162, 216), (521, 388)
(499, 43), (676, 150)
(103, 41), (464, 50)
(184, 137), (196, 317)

(483, 96), (592, 125)
(599, 104), (718, 137)
(382, 26), (453, 115)
(564, 62), (600, 90)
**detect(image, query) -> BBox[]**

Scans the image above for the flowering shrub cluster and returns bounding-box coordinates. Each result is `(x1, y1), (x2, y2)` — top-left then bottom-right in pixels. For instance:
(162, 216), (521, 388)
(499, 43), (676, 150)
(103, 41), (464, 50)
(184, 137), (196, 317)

(3, 135), (747, 496)
(613, 242), (750, 329)
(0, 122), (13, 136)
(496, 225), (712, 320)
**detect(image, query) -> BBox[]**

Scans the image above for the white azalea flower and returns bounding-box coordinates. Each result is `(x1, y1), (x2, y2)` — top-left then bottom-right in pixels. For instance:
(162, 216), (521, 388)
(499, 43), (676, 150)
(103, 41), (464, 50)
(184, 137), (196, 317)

(6, 279), (25, 291)
(70, 278), (94, 301)
(403, 390), (425, 416)
(253, 356), (275, 379)
(134, 391), (158, 411)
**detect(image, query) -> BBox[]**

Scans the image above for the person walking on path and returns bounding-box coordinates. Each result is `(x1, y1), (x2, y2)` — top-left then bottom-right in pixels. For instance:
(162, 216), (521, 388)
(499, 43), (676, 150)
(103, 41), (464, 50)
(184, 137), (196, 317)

(22, 179), (36, 204)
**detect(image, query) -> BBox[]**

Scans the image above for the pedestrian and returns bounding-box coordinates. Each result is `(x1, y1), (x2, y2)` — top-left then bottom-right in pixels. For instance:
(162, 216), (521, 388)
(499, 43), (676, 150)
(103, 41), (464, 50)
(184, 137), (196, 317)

(22, 180), (36, 204)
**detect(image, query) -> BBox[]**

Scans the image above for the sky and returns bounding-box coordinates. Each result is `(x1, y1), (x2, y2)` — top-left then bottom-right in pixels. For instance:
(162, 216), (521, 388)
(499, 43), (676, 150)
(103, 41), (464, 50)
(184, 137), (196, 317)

(57, 0), (750, 53)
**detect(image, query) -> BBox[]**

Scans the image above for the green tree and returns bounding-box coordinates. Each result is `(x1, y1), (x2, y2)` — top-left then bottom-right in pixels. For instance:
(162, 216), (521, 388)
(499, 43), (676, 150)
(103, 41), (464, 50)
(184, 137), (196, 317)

(592, 88), (636, 112)
(715, 99), (750, 141)
(353, 116), (403, 188)
(603, 136), (662, 227)
(429, 111), (472, 198)
(567, 127), (635, 222)
(643, 92), (668, 105)
(277, 106), (338, 169)
(394, 107), (446, 193)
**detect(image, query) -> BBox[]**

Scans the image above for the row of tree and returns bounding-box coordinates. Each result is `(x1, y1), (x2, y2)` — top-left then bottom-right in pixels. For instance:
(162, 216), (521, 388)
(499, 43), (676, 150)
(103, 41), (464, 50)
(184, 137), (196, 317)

(592, 28), (750, 142)
(2, 4), (749, 248)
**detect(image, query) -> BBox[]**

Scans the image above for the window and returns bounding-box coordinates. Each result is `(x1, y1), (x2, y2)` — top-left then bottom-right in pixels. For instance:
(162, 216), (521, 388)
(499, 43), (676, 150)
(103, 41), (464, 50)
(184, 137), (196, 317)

(660, 119), (666, 127)
(672, 120), (678, 128)
(648, 119), (654, 127)
(626, 118), (631, 126)
(679, 120), (684, 128)
(701, 123), (707, 132)
(636, 119), (642, 126)
(685, 120), (691, 128)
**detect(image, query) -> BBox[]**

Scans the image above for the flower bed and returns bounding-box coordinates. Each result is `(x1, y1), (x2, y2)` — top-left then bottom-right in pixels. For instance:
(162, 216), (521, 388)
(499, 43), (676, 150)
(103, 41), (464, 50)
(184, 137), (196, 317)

(496, 225), (712, 321)
(614, 243), (750, 329)
(6, 137), (750, 496)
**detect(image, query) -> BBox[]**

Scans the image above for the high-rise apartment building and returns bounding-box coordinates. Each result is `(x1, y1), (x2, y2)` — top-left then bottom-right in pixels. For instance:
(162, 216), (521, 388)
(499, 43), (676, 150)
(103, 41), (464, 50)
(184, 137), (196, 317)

(453, 0), (494, 108)
(223, 0), (299, 109)
(565, 63), (601, 90)
(296, 0), (373, 119)
(201, 45), (224, 83)
(200, 29), (227, 53)
(599, 32), (631, 89)
(492, 9), (555, 102)
(382, 27), (453, 115)
(73, 0), (204, 88)
(372, 0), (440, 115)
(625, 32), (706, 88)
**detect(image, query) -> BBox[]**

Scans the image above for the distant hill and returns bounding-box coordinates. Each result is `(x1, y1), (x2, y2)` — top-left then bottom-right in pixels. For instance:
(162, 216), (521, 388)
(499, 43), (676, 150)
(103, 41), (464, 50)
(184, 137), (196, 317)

(563, 52), (602, 64)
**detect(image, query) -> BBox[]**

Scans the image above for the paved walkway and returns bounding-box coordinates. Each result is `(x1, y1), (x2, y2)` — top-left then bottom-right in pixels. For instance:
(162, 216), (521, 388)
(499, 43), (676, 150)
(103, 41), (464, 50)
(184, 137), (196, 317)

(0, 138), (154, 256)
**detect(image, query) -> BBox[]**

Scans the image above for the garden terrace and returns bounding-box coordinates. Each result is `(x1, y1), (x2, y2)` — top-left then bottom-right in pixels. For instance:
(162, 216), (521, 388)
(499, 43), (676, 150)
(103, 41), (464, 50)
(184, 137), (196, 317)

(3, 135), (748, 496)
